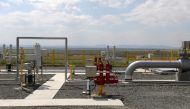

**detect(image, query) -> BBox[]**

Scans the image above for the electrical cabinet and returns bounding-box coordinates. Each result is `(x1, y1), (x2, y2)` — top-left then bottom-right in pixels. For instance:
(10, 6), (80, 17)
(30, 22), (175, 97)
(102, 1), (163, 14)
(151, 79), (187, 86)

(85, 65), (97, 78)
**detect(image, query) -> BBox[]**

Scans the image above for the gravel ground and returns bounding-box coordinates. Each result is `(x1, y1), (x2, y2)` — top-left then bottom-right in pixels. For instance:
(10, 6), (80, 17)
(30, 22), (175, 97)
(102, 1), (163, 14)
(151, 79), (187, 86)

(0, 68), (189, 109)
(54, 73), (190, 109)
(0, 74), (54, 99)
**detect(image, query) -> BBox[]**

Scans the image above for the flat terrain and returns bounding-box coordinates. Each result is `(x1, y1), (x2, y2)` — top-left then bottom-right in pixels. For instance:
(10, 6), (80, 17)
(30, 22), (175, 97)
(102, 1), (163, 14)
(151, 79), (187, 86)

(54, 72), (190, 109)
(0, 74), (54, 99)
(0, 68), (189, 109)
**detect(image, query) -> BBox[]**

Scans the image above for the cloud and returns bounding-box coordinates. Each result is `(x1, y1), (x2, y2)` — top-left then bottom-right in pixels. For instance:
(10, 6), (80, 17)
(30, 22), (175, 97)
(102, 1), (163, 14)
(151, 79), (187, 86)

(89, 0), (134, 8)
(0, 1), (10, 8)
(100, 15), (123, 25)
(0, 8), (100, 45)
(28, 0), (81, 13)
(126, 0), (190, 25)
(0, 0), (190, 46)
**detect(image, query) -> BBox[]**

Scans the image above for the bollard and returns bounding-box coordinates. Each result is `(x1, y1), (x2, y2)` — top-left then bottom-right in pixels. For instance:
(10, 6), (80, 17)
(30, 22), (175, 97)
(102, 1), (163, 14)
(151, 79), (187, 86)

(170, 50), (173, 61)
(69, 65), (73, 80)
(97, 85), (103, 96)
(52, 49), (55, 65)
(86, 79), (90, 95)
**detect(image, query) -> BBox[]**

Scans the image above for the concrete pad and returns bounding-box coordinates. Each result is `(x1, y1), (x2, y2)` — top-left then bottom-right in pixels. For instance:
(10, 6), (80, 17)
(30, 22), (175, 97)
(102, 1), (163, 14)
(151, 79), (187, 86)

(25, 73), (68, 99)
(43, 69), (85, 73)
(0, 99), (124, 107)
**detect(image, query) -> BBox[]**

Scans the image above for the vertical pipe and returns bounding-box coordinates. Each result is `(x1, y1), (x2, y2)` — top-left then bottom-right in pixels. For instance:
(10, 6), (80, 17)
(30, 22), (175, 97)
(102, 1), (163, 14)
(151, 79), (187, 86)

(9, 44), (12, 64)
(112, 45), (116, 60)
(69, 65), (72, 80)
(65, 38), (68, 82)
(16, 37), (19, 80)
(106, 45), (110, 61)
(87, 79), (90, 94)
(2, 44), (6, 60)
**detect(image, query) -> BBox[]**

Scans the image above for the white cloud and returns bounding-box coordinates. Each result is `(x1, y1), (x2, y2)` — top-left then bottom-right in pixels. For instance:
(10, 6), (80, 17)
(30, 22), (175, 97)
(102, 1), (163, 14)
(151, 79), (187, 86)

(89, 0), (134, 8)
(100, 15), (123, 25)
(0, 1), (10, 8)
(126, 0), (190, 25)
(0, 9), (100, 45)
(28, 0), (81, 13)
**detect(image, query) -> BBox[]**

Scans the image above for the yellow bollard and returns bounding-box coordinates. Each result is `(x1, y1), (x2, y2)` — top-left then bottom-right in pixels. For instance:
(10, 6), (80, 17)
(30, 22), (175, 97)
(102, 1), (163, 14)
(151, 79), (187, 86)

(69, 65), (73, 80)
(97, 85), (103, 96)
(170, 50), (173, 61)
(52, 49), (55, 65)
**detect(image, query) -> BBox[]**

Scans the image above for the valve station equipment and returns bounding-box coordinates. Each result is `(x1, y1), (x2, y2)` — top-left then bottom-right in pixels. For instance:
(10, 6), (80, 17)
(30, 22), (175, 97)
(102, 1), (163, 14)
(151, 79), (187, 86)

(180, 41), (190, 59)
(3, 44), (13, 72)
(94, 57), (118, 96)
(6, 64), (12, 72)
(84, 56), (118, 96)
(84, 65), (97, 95)
(85, 66), (97, 78)
(24, 62), (35, 85)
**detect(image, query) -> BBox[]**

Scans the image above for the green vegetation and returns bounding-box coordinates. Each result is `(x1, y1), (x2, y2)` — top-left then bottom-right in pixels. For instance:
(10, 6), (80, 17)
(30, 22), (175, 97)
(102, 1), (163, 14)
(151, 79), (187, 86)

(0, 49), (180, 67)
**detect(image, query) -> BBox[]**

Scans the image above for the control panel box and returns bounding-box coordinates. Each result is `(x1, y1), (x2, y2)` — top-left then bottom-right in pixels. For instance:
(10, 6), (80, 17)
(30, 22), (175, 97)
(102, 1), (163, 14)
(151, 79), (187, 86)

(85, 65), (97, 78)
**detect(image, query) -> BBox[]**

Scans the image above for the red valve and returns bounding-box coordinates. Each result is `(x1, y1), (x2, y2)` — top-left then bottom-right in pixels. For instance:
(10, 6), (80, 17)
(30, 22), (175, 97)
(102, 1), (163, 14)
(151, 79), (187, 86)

(94, 58), (118, 85)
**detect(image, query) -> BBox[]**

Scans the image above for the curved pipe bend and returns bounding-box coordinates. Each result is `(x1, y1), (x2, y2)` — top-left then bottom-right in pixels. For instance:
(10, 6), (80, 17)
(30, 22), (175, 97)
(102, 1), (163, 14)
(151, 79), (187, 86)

(125, 60), (182, 80)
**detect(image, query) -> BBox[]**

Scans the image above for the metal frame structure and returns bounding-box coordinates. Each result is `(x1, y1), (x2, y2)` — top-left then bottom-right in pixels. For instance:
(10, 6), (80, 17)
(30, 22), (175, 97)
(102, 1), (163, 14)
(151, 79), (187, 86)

(16, 37), (68, 81)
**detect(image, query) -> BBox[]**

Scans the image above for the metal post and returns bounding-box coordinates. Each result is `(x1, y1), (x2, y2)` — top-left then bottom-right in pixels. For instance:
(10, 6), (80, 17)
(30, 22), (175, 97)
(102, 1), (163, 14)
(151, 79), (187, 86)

(112, 45), (116, 60)
(2, 44), (6, 60)
(87, 79), (90, 94)
(65, 38), (68, 82)
(69, 65), (72, 80)
(16, 38), (19, 80)
(106, 45), (110, 61)
(9, 44), (12, 64)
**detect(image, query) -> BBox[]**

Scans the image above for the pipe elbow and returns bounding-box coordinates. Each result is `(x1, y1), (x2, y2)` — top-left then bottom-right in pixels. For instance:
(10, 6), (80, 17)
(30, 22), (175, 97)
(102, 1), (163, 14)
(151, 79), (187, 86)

(125, 61), (143, 80)
(125, 61), (144, 75)
(125, 60), (181, 81)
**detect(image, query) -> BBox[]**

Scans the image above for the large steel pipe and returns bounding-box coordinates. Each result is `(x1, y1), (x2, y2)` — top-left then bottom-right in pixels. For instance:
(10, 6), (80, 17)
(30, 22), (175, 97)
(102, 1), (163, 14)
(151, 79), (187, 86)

(125, 60), (187, 80)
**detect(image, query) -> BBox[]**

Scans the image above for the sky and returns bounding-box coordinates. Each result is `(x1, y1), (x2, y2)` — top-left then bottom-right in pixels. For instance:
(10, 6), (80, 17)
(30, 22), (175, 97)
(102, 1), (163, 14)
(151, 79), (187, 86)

(0, 0), (190, 47)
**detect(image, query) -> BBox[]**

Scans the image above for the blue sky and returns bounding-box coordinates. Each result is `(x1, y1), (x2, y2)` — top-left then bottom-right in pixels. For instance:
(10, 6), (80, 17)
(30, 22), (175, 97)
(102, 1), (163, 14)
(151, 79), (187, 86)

(0, 0), (190, 47)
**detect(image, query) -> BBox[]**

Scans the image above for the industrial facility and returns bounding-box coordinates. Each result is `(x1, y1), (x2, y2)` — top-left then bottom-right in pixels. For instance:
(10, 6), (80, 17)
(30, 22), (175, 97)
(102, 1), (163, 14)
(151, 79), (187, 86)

(0, 37), (189, 109)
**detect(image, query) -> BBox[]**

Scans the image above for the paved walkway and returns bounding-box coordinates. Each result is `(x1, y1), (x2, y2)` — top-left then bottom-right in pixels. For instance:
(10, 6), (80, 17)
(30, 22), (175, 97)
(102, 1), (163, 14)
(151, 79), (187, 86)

(0, 99), (124, 106)
(25, 73), (67, 99)
(0, 72), (124, 107)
